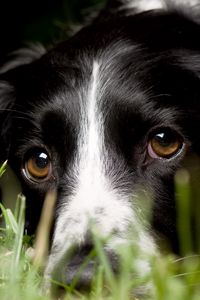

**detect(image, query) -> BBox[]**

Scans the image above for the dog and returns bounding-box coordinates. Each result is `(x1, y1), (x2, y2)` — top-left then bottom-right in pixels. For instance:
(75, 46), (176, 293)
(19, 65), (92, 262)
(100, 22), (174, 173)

(1, 0), (200, 294)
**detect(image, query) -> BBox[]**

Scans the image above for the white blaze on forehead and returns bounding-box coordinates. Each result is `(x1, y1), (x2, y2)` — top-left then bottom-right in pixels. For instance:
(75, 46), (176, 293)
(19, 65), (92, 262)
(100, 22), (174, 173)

(80, 61), (101, 170)
(64, 60), (135, 238)
(70, 60), (134, 234)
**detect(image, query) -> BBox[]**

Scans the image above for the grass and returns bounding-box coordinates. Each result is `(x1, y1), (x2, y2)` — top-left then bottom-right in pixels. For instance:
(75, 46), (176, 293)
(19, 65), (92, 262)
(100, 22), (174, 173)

(0, 163), (200, 299)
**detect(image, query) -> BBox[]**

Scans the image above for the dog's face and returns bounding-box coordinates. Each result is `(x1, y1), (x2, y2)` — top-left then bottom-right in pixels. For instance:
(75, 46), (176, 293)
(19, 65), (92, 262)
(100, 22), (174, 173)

(1, 0), (200, 291)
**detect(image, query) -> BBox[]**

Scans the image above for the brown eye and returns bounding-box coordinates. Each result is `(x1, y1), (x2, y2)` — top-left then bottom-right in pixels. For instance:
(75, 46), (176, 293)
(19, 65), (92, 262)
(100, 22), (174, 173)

(23, 149), (52, 182)
(148, 128), (183, 159)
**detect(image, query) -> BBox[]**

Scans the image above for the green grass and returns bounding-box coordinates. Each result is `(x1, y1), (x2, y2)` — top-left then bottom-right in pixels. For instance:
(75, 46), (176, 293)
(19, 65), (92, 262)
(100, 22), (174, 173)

(0, 164), (200, 300)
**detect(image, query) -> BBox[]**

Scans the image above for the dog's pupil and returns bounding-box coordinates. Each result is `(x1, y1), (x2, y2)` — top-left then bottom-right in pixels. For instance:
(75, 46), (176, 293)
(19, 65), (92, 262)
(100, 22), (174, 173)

(35, 152), (48, 169)
(154, 131), (176, 148)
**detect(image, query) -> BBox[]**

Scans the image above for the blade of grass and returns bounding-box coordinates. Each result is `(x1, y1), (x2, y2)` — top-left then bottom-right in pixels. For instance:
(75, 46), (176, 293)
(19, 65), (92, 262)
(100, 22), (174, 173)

(5, 209), (18, 234)
(175, 169), (193, 255)
(92, 265), (104, 299)
(33, 190), (57, 268)
(0, 160), (7, 178)
(11, 194), (26, 272)
(0, 203), (17, 234)
(91, 229), (116, 294)
(14, 194), (21, 222)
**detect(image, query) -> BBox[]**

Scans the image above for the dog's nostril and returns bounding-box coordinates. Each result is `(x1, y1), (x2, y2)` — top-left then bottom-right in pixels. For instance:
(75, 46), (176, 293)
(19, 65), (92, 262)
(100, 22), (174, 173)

(64, 260), (95, 290)
(61, 244), (96, 290)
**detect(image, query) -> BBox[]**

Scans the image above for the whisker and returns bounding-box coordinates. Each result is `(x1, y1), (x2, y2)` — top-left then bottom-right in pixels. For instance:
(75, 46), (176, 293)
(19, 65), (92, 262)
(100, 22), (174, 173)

(0, 108), (31, 117)
(12, 116), (34, 122)
(148, 93), (171, 100)
(172, 270), (200, 278)
(173, 255), (200, 263)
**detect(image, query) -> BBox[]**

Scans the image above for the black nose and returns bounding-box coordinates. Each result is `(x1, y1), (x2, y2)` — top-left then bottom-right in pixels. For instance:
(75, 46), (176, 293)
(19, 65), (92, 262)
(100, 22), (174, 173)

(53, 243), (119, 293)
(63, 244), (95, 290)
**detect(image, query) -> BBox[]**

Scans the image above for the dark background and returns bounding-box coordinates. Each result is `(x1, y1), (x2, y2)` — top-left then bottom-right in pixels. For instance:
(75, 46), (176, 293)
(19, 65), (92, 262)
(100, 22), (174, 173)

(0, 0), (105, 57)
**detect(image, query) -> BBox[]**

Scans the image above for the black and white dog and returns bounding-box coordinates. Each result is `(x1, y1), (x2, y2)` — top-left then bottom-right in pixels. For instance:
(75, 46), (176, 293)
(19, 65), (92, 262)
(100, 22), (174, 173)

(1, 0), (200, 292)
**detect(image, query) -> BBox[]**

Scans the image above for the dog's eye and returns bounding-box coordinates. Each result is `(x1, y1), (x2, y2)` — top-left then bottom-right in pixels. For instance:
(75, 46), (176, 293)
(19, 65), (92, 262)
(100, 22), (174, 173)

(148, 128), (183, 159)
(23, 149), (52, 182)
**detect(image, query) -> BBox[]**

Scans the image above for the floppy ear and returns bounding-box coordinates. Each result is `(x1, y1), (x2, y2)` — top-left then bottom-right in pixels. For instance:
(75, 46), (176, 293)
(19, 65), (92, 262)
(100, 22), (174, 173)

(0, 80), (15, 162)
(0, 44), (46, 74)
(0, 44), (46, 162)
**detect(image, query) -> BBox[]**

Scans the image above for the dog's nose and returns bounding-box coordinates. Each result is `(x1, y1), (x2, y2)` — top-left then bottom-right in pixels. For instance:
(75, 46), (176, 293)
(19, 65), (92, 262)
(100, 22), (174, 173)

(63, 244), (95, 290)
(56, 243), (119, 291)
(64, 260), (95, 290)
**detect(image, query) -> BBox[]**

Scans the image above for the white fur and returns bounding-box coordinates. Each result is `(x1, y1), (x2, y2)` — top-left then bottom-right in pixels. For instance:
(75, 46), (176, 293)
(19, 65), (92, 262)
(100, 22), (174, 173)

(123, 0), (166, 12)
(121, 0), (200, 14)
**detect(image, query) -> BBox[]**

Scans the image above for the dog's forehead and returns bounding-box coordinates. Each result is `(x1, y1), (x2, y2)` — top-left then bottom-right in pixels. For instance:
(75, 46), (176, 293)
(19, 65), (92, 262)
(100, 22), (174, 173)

(36, 52), (181, 171)
(36, 40), (183, 138)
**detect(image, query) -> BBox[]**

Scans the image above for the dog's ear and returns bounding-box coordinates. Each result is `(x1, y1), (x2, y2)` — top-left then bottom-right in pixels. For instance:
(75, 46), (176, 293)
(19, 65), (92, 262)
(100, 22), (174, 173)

(0, 79), (15, 161)
(0, 44), (46, 162)
(0, 44), (46, 73)
(105, 0), (200, 15)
